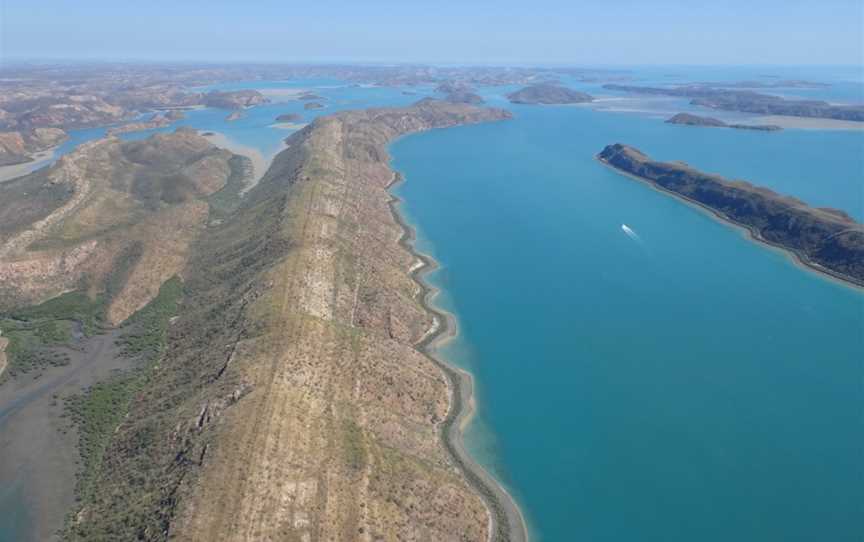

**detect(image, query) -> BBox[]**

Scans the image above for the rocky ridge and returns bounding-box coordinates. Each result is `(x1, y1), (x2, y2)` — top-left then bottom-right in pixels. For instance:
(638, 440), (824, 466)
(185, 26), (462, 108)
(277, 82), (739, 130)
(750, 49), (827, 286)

(598, 143), (864, 286)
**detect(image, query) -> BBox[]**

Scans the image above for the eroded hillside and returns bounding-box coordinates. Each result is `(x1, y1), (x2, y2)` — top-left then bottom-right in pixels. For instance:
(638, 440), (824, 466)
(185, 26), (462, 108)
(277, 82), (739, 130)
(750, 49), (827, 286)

(0, 128), (246, 330)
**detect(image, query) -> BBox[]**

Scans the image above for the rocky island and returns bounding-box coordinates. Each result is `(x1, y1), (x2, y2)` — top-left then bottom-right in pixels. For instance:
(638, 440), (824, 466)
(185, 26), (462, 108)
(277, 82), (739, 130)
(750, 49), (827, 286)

(304, 101), (325, 110)
(507, 83), (593, 104)
(598, 143), (864, 286)
(666, 113), (782, 131)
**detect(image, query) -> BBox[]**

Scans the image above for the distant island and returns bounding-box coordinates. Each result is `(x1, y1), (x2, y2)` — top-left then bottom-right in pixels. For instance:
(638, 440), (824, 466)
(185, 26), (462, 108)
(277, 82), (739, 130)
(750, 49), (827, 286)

(507, 83), (593, 104)
(275, 113), (303, 122)
(604, 84), (864, 121)
(304, 102), (325, 110)
(434, 81), (485, 104)
(203, 89), (269, 109)
(693, 79), (831, 89)
(297, 91), (324, 101)
(225, 110), (245, 121)
(666, 113), (782, 131)
(598, 143), (864, 286)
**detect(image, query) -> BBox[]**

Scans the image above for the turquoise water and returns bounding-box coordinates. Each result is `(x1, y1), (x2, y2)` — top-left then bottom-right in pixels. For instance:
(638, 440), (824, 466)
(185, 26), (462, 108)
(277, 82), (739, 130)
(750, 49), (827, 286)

(391, 100), (864, 540)
(2, 69), (862, 541)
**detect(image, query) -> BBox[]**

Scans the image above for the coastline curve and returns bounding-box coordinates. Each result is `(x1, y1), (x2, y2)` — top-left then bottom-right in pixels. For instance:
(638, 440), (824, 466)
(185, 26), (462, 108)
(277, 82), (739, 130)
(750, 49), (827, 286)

(386, 170), (530, 542)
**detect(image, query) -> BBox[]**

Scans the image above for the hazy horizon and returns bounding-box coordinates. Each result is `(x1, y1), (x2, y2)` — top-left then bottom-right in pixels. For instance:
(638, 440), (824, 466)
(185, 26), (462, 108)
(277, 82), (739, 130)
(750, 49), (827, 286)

(2, 0), (862, 66)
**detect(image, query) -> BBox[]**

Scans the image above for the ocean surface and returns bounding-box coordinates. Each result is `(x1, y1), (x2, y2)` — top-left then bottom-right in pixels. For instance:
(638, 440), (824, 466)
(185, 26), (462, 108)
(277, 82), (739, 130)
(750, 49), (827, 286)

(2, 68), (862, 541)
(392, 72), (864, 541)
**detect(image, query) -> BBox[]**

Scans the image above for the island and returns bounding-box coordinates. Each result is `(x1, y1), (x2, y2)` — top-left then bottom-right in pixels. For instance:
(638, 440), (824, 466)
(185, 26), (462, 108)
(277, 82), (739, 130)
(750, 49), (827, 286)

(202, 89), (269, 109)
(304, 101), (325, 110)
(106, 110), (187, 135)
(225, 110), (245, 121)
(597, 143), (864, 286)
(604, 84), (864, 121)
(507, 83), (593, 104)
(275, 112), (303, 122)
(666, 113), (782, 131)
(297, 91), (324, 101)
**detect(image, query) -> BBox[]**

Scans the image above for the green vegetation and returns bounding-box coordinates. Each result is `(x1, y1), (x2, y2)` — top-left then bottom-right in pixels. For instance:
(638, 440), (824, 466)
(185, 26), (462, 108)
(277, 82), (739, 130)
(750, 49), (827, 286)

(208, 154), (253, 218)
(0, 291), (105, 380)
(115, 276), (183, 360)
(63, 277), (183, 540)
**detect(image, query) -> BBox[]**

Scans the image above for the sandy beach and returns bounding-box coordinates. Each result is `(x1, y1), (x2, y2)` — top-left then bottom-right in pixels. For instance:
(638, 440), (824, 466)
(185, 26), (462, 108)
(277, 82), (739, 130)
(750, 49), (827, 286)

(268, 122), (308, 130)
(201, 130), (286, 194)
(387, 171), (530, 542)
(751, 115), (864, 131)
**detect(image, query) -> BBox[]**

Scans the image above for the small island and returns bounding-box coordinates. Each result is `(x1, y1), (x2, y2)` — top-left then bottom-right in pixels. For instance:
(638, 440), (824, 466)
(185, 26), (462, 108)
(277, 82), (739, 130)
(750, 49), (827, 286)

(666, 113), (782, 131)
(297, 92), (324, 101)
(275, 113), (303, 122)
(304, 102), (325, 110)
(597, 143), (864, 286)
(507, 83), (593, 105)
(225, 110), (246, 122)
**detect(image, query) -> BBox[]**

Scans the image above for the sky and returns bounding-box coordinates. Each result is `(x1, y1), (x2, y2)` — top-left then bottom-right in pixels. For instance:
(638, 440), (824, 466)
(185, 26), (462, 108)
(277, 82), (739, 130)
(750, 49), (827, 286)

(1, 0), (862, 66)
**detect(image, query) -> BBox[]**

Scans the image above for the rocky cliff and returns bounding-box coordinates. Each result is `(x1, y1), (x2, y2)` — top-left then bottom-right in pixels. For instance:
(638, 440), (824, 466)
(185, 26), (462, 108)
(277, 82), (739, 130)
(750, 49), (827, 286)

(63, 101), (519, 541)
(598, 144), (864, 286)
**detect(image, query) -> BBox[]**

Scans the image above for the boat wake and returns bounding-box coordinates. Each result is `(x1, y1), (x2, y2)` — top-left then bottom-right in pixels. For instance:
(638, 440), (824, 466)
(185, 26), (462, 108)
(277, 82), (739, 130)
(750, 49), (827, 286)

(621, 223), (650, 254)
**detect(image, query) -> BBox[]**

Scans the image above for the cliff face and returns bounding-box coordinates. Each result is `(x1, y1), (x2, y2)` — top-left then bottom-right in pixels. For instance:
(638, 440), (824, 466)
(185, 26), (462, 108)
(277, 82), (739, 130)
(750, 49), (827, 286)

(507, 83), (593, 104)
(64, 102), (514, 541)
(598, 144), (864, 285)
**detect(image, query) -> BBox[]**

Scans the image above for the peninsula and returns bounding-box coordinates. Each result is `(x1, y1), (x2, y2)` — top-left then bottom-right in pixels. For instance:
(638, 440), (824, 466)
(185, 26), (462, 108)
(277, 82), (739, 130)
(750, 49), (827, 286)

(40, 100), (525, 541)
(507, 83), (593, 104)
(598, 144), (864, 286)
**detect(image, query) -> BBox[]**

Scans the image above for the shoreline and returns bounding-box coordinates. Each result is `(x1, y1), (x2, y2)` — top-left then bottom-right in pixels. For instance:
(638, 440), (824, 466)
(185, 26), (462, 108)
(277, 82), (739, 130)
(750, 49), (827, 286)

(201, 130), (285, 194)
(386, 171), (530, 542)
(0, 147), (57, 183)
(596, 156), (864, 291)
